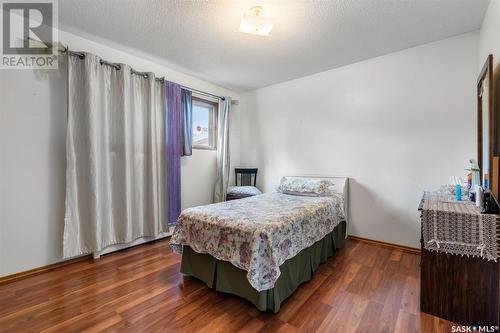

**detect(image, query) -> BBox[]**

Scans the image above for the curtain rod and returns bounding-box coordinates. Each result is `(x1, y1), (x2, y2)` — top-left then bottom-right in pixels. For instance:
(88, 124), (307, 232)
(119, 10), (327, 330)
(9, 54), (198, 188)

(57, 43), (226, 101)
(186, 87), (225, 101)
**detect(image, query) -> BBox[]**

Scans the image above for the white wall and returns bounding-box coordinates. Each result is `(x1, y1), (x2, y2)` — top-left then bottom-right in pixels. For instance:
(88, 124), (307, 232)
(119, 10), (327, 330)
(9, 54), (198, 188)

(0, 29), (240, 276)
(479, 0), (500, 71)
(479, 0), (500, 155)
(239, 32), (478, 248)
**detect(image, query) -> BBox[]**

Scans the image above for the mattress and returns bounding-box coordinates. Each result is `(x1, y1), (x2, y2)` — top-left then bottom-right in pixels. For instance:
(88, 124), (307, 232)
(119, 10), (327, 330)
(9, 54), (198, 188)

(170, 192), (345, 291)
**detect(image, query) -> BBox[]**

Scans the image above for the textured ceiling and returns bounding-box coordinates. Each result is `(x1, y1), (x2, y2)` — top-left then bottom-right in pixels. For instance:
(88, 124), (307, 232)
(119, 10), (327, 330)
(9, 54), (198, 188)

(59, 0), (489, 91)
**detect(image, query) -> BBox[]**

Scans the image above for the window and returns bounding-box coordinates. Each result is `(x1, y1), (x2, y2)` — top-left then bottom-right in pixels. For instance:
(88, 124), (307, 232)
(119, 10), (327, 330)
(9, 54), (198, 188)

(192, 96), (218, 150)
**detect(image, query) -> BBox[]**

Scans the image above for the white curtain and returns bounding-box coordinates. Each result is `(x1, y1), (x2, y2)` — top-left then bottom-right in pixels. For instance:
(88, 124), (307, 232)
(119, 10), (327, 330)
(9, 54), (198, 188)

(63, 53), (167, 258)
(213, 97), (231, 202)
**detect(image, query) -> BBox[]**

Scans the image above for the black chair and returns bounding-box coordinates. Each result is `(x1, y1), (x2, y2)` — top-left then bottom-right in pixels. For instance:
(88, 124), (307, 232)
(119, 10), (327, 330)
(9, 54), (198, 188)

(226, 168), (262, 201)
(235, 168), (258, 186)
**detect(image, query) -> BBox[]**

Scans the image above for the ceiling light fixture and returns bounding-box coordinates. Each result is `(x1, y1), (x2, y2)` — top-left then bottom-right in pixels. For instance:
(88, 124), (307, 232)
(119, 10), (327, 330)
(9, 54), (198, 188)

(239, 6), (274, 36)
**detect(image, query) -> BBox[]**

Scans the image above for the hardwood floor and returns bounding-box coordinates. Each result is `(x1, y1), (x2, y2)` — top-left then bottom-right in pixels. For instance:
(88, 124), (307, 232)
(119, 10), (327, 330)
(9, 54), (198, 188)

(0, 238), (456, 333)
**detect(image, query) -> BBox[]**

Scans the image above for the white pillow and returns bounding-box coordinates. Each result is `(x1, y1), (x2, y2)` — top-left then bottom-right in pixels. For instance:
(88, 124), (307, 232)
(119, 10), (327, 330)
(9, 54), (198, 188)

(277, 177), (336, 197)
(227, 186), (262, 197)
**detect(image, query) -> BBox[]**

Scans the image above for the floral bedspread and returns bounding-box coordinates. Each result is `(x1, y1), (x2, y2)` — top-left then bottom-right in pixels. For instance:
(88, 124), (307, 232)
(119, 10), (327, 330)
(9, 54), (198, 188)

(169, 192), (345, 291)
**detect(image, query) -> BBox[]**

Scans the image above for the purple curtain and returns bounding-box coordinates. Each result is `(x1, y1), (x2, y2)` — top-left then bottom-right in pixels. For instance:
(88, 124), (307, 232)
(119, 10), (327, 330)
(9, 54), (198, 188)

(166, 81), (182, 225)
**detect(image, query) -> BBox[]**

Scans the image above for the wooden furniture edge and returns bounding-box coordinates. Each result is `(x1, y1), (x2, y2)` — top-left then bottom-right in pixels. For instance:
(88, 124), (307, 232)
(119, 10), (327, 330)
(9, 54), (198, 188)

(0, 254), (92, 285)
(348, 235), (420, 253)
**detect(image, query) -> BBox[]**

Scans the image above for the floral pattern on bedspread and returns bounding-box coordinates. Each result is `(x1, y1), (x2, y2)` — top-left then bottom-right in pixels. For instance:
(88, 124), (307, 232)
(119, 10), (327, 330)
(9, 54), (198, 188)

(169, 192), (345, 291)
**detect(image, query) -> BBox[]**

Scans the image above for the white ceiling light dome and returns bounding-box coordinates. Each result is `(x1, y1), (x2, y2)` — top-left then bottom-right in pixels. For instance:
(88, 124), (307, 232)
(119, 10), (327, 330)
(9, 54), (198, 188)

(239, 6), (274, 36)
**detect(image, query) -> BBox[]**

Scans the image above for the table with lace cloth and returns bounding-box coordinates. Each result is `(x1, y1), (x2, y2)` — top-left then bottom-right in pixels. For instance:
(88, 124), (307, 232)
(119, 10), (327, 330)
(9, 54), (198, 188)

(419, 192), (499, 261)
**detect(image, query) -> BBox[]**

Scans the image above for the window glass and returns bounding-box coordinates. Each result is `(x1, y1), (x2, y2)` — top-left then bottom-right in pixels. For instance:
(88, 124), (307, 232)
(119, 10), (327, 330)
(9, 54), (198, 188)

(192, 104), (210, 146)
(192, 97), (217, 149)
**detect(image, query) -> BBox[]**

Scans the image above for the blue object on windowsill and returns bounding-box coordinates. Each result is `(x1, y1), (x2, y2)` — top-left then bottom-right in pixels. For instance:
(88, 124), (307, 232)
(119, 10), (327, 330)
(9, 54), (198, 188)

(455, 184), (462, 201)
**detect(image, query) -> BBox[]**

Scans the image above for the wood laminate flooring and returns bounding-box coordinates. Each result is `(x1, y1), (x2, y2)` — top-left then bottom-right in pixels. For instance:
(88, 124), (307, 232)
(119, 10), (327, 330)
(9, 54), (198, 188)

(0, 238), (456, 332)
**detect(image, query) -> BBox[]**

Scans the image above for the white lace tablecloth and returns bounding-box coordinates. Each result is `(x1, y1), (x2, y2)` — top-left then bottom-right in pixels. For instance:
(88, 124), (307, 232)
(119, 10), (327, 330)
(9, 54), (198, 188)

(420, 192), (499, 261)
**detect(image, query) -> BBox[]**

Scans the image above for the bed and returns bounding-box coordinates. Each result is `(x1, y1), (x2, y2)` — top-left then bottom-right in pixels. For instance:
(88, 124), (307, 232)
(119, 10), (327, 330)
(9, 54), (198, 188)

(170, 176), (349, 312)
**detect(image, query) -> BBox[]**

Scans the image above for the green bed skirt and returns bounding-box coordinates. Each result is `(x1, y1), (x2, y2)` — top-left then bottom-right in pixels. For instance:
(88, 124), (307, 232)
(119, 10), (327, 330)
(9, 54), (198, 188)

(180, 220), (346, 312)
